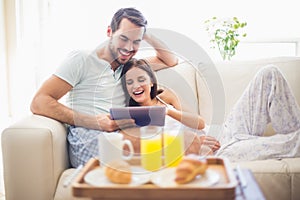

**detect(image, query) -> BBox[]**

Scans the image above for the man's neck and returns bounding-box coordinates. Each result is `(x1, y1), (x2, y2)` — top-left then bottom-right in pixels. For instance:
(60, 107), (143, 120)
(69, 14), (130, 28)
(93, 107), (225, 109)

(96, 46), (121, 71)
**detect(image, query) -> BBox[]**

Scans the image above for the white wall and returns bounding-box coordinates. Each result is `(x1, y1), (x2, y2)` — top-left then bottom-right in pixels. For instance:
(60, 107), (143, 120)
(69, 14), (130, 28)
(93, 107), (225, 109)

(44, 0), (300, 61)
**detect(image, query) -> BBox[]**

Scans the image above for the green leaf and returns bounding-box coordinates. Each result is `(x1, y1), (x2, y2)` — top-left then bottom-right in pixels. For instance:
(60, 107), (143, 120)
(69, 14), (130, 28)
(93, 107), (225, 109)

(204, 16), (247, 60)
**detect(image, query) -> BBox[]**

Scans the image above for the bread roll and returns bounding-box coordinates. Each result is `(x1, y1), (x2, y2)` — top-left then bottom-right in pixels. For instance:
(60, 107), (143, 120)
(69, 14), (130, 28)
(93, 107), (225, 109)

(174, 157), (208, 184)
(105, 160), (132, 184)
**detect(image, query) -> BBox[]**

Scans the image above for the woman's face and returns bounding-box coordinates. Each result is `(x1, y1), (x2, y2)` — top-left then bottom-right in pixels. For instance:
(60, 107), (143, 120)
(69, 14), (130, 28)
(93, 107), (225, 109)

(125, 67), (153, 105)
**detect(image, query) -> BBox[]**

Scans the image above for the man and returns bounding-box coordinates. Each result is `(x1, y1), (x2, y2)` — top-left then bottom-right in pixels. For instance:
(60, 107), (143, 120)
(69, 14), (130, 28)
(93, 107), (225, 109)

(30, 7), (178, 167)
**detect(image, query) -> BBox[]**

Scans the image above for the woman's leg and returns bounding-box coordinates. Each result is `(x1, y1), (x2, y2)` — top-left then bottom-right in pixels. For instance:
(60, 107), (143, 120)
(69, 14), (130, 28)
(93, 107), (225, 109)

(217, 65), (300, 161)
(217, 129), (300, 162)
(220, 65), (300, 144)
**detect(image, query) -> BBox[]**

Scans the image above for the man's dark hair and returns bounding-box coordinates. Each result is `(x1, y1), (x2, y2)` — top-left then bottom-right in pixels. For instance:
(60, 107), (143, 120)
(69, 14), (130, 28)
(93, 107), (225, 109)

(110, 7), (148, 33)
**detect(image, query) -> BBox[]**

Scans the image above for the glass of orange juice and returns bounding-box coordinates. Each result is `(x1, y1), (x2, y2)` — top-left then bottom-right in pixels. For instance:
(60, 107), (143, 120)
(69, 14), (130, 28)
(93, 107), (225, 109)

(163, 128), (184, 167)
(140, 126), (163, 171)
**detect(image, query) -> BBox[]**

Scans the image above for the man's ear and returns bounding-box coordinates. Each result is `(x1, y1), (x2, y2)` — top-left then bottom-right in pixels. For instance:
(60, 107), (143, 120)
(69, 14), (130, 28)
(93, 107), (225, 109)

(107, 26), (112, 37)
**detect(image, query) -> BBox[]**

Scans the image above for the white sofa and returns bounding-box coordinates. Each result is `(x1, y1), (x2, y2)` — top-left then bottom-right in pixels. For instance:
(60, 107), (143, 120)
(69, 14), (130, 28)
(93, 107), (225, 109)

(2, 57), (300, 200)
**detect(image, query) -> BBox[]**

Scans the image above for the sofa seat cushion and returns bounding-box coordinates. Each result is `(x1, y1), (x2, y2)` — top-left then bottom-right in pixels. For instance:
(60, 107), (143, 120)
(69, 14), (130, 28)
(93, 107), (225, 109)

(282, 158), (300, 200)
(232, 158), (300, 200)
(54, 168), (89, 200)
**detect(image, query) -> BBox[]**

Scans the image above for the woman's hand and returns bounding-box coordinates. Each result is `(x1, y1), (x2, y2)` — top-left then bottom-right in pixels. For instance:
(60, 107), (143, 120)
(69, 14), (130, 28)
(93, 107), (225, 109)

(199, 135), (221, 152)
(184, 130), (220, 156)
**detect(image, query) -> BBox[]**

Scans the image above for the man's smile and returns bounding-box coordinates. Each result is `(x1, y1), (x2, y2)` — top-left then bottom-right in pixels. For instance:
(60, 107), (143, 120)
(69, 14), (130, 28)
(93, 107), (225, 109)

(119, 48), (135, 57)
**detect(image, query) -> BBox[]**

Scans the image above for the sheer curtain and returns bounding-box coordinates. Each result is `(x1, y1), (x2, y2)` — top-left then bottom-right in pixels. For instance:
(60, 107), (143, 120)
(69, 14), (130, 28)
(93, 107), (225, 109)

(0, 0), (13, 131)
(1, 0), (48, 129)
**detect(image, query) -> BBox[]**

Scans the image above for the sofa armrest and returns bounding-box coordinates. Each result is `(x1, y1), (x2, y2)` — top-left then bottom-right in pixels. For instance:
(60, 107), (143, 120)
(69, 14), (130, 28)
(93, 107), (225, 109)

(1, 114), (69, 200)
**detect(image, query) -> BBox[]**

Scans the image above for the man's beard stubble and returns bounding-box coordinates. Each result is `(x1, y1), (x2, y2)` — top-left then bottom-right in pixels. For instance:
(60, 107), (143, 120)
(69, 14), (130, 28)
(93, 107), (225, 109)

(108, 38), (136, 66)
(109, 40), (122, 66)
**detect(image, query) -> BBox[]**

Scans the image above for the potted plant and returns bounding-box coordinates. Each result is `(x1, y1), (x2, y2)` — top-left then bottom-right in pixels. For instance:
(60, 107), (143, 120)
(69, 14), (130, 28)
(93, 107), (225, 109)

(204, 17), (247, 60)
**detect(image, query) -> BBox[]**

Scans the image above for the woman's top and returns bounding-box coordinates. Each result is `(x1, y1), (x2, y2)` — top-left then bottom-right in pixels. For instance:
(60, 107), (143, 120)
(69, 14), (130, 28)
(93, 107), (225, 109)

(156, 95), (207, 135)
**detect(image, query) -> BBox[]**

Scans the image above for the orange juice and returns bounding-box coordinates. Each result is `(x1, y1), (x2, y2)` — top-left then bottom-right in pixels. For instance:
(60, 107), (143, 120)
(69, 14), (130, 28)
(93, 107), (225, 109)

(163, 130), (184, 167)
(141, 135), (162, 171)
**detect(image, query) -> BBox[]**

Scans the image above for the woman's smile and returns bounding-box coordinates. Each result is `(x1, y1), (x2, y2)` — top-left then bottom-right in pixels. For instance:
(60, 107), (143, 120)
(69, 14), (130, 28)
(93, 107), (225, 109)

(133, 89), (144, 96)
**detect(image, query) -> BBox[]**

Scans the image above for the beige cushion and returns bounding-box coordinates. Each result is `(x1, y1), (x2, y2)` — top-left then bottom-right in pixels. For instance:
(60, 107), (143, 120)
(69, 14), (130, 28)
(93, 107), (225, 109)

(231, 158), (300, 200)
(54, 169), (89, 200)
(156, 61), (199, 114)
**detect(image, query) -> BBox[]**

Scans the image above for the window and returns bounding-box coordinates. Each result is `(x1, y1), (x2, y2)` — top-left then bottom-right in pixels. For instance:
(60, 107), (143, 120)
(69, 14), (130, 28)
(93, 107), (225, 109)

(236, 39), (300, 60)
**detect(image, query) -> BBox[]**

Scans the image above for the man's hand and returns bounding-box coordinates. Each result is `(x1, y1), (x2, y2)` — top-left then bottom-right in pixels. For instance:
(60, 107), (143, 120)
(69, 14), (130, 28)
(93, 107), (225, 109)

(142, 32), (178, 70)
(96, 113), (135, 132)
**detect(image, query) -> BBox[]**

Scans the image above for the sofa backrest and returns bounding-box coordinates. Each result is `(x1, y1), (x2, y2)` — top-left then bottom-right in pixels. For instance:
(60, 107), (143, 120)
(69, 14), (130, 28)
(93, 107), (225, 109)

(215, 57), (300, 118)
(156, 62), (200, 114)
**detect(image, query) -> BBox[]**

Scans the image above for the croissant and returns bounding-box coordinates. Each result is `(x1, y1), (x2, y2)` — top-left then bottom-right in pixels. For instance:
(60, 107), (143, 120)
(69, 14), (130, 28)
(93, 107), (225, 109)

(174, 157), (208, 184)
(105, 160), (132, 184)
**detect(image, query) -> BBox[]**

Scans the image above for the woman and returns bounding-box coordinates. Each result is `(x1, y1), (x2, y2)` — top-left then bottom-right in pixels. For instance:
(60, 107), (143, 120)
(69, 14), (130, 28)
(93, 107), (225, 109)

(121, 58), (300, 162)
(120, 58), (220, 154)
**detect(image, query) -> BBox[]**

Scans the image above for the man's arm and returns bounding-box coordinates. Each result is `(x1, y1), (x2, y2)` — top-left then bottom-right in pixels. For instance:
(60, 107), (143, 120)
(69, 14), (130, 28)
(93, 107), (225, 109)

(30, 75), (134, 131)
(30, 75), (97, 128)
(143, 33), (178, 70)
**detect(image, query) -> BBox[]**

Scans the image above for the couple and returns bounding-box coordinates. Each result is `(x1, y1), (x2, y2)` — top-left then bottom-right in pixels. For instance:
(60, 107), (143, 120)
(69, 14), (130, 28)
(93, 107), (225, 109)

(31, 7), (300, 167)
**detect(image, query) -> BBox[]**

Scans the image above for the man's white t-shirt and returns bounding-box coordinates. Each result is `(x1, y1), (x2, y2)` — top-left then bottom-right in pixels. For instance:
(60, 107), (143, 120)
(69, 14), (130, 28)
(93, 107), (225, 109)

(54, 50), (125, 115)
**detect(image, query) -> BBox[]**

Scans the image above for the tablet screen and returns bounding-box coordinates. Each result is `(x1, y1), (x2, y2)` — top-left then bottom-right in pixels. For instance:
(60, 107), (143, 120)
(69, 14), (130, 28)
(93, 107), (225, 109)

(110, 106), (166, 127)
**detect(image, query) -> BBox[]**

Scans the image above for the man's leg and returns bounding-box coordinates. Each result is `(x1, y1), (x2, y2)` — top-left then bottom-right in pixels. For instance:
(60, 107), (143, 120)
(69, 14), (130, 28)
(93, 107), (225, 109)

(68, 126), (100, 167)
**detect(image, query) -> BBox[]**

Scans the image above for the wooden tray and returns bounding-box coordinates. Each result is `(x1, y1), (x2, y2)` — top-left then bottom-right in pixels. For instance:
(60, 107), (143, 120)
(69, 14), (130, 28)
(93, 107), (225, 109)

(72, 157), (238, 200)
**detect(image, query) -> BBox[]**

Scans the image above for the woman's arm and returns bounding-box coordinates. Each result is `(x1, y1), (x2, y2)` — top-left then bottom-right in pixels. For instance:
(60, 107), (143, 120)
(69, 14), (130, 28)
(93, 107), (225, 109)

(168, 109), (206, 130)
(158, 89), (205, 130)
(160, 89), (220, 152)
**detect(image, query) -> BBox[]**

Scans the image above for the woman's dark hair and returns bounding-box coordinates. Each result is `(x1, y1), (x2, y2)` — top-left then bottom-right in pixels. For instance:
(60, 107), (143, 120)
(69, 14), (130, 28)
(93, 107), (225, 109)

(121, 58), (162, 106)
(110, 8), (148, 33)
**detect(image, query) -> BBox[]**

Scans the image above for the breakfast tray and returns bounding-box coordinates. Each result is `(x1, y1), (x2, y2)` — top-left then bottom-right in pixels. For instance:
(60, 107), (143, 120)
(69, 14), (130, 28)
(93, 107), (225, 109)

(72, 157), (238, 200)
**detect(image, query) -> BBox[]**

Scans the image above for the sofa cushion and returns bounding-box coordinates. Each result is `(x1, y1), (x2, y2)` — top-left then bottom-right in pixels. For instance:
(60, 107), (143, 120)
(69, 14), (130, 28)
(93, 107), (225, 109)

(54, 168), (89, 200)
(232, 158), (300, 200)
(282, 158), (300, 200)
(156, 61), (199, 114)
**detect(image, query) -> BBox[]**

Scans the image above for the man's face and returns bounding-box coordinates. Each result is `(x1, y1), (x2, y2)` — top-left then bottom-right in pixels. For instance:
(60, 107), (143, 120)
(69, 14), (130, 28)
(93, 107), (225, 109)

(109, 18), (145, 65)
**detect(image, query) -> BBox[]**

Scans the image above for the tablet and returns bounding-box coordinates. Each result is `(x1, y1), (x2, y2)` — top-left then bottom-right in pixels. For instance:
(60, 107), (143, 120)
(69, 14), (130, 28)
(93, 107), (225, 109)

(110, 106), (166, 127)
